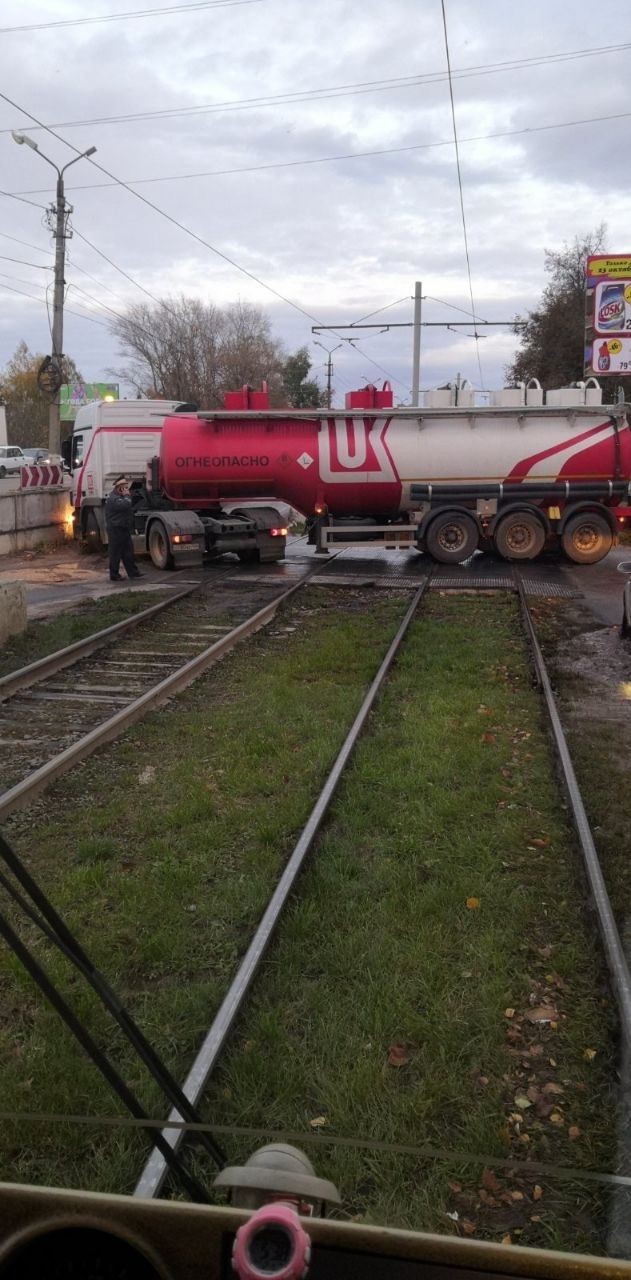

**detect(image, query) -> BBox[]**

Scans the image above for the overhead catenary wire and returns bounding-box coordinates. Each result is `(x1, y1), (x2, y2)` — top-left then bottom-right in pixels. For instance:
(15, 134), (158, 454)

(0, 90), (404, 394)
(12, 107), (631, 198)
(2, 40), (629, 134)
(0, 0), (265, 35)
(440, 0), (484, 390)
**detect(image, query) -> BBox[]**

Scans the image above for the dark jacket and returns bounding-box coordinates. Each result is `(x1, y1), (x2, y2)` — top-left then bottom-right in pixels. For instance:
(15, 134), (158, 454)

(105, 490), (134, 533)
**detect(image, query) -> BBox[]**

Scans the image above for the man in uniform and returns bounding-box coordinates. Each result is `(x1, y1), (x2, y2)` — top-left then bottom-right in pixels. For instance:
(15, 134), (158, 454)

(105, 475), (142, 581)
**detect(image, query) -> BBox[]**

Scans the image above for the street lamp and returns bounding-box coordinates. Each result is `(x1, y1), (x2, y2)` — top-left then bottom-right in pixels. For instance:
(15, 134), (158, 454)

(12, 131), (96, 456)
(313, 340), (342, 410)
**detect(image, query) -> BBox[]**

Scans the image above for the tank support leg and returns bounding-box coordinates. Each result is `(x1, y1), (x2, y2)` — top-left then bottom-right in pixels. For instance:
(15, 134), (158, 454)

(315, 515), (331, 554)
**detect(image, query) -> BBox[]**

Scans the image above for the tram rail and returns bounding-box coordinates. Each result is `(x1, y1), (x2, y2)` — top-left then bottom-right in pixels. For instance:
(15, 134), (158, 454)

(133, 567), (631, 1201)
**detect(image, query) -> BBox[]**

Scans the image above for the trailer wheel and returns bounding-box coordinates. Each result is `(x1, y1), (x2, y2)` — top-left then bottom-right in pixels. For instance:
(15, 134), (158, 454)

(494, 511), (545, 561)
(561, 512), (613, 564)
(148, 521), (174, 570)
(425, 511), (478, 564)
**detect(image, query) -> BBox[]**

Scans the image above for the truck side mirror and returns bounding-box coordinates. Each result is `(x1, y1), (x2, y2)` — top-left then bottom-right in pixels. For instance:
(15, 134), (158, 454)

(61, 440), (71, 469)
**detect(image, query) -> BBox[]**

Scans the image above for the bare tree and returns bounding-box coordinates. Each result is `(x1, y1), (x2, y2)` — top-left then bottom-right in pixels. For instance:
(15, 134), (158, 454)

(110, 296), (287, 407)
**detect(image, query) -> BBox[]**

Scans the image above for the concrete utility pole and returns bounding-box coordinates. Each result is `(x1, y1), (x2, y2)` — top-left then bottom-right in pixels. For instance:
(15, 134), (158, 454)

(411, 280), (422, 406)
(12, 132), (96, 457)
(314, 341), (342, 410)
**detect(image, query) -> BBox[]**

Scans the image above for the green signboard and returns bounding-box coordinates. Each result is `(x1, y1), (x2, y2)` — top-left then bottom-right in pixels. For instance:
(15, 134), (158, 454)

(60, 382), (119, 421)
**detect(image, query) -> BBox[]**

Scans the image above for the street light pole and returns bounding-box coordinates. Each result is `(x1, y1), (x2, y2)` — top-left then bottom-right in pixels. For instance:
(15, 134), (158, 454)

(12, 132), (96, 457)
(411, 280), (422, 406)
(313, 341), (342, 410)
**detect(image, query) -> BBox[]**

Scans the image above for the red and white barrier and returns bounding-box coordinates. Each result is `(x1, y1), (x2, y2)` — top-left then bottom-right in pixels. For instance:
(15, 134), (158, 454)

(20, 464), (63, 489)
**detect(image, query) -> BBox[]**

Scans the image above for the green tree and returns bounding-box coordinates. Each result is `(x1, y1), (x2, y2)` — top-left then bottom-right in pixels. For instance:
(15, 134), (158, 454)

(281, 347), (325, 407)
(506, 227), (627, 398)
(0, 341), (82, 447)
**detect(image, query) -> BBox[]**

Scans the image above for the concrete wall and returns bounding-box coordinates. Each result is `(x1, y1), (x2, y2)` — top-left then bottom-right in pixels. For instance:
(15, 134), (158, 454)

(0, 479), (72, 556)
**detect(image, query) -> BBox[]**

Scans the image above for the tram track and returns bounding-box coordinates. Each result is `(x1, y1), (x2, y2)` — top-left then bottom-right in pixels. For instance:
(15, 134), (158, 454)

(130, 566), (631, 1203)
(0, 556), (627, 1236)
(0, 566), (332, 823)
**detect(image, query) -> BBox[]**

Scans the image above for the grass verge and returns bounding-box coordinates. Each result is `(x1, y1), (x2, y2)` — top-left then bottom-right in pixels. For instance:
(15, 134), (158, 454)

(0, 591), (173, 678)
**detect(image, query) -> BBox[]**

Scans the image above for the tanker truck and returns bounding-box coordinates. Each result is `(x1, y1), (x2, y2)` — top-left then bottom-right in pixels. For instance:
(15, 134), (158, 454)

(66, 395), (288, 569)
(66, 380), (631, 568)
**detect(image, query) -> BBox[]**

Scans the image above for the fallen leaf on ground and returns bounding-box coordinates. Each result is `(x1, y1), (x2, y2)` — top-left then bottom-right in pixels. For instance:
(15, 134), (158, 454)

(568, 1126), (581, 1141)
(532, 1186), (543, 1201)
(514, 1093), (531, 1110)
(309, 1116), (327, 1129)
(501, 1234), (512, 1245)
(481, 732), (495, 744)
(481, 1168), (502, 1194)
(466, 897), (480, 910)
(461, 1220), (476, 1235)
(525, 1004), (557, 1023)
(530, 1214), (542, 1223)
(138, 765), (156, 785)
(387, 1044), (409, 1068)
(542, 1082), (563, 1095)
(549, 1112), (564, 1125)
(511, 1191), (524, 1202)
(583, 1048), (597, 1061)
(446, 1211), (459, 1222)
(505, 1008), (516, 1019)
(448, 1181), (462, 1194)
(530, 838), (550, 848)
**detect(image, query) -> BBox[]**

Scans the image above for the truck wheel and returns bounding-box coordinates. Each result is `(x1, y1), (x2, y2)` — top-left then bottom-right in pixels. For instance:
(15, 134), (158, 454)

(425, 511), (478, 564)
(237, 549), (260, 564)
(561, 512), (613, 564)
(494, 511), (545, 560)
(148, 521), (174, 570)
(80, 510), (103, 554)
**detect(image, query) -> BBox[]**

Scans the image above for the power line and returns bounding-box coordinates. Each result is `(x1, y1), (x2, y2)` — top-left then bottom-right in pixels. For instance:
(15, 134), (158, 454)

(440, 0), (484, 389)
(71, 227), (167, 309)
(0, 254), (51, 270)
(1, 91), (404, 391)
(12, 107), (631, 197)
(0, 0), (265, 35)
(0, 187), (46, 211)
(2, 41), (629, 135)
(0, 278), (110, 327)
(0, 230), (51, 256)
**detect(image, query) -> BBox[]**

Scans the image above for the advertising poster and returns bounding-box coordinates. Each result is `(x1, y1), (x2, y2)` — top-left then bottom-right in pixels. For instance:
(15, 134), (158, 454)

(585, 256), (631, 376)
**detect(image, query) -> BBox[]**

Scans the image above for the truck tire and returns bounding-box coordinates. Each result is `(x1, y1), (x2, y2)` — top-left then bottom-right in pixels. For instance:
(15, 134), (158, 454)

(561, 511), (613, 564)
(148, 521), (174, 570)
(80, 510), (103, 554)
(425, 511), (478, 564)
(493, 511), (545, 561)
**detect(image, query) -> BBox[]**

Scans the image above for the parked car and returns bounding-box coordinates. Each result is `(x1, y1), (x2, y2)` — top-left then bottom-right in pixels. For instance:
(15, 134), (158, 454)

(21, 447), (50, 464)
(0, 446), (26, 478)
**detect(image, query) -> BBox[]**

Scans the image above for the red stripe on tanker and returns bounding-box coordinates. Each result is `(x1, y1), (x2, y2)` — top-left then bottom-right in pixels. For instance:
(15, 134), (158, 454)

(159, 410), (631, 517)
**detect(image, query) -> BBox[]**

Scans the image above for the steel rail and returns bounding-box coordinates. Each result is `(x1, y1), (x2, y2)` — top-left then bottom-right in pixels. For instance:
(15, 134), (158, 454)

(135, 575), (430, 1199)
(514, 570), (631, 1045)
(0, 583), (199, 701)
(0, 575), (310, 822)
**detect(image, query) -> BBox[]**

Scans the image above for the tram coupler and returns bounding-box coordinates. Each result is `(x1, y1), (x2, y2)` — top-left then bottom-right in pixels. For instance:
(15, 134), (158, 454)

(215, 1144), (340, 1280)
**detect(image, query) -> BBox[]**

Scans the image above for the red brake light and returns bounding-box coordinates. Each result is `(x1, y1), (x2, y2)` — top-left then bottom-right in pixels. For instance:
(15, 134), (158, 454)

(270, 527), (288, 537)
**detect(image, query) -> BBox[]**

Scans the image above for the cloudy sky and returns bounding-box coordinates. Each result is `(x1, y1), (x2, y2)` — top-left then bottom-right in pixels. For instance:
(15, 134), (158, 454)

(0, 0), (629, 404)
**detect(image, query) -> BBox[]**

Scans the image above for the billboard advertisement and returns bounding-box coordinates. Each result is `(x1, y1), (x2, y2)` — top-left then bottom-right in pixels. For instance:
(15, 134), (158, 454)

(585, 256), (631, 377)
(60, 382), (119, 421)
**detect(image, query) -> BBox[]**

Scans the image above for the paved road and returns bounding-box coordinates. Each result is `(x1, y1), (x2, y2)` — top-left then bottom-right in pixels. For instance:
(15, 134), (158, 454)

(0, 537), (629, 625)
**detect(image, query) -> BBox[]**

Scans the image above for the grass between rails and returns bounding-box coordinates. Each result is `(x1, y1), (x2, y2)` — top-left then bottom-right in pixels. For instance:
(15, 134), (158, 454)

(202, 593), (617, 1253)
(0, 591), (174, 678)
(0, 589), (618, 1253)
(0, 588), (407, 1192)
